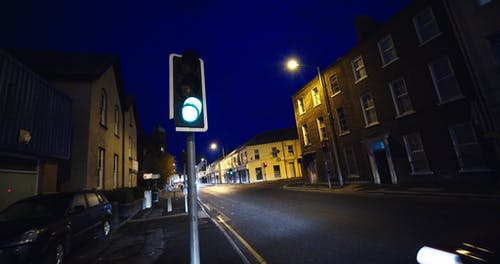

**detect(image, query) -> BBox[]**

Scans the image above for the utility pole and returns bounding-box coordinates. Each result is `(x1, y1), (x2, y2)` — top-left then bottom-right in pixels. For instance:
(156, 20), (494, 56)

(186, 132), (199, 264)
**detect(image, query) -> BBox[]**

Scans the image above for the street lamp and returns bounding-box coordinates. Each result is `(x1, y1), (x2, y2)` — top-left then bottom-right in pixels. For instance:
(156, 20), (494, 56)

(286, 58), (344, 187)
(210, 142), (225, 157)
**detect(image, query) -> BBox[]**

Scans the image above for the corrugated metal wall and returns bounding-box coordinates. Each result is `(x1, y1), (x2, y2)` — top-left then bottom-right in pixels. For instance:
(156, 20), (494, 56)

(0, 51), (71, 159)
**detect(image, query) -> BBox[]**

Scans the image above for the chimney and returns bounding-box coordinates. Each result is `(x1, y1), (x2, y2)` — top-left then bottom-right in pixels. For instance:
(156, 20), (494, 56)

(355, 16), (382, 42)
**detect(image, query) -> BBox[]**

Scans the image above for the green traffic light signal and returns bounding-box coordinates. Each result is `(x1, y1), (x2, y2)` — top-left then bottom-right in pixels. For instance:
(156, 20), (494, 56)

(169, 51), (208, 132)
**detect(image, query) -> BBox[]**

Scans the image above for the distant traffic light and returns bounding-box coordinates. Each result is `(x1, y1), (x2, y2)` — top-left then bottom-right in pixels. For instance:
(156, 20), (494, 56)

(169, 51), (208, 132)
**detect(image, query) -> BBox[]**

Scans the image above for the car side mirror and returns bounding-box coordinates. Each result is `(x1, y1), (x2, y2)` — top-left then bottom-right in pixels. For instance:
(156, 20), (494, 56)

(69, 205), (85, 215)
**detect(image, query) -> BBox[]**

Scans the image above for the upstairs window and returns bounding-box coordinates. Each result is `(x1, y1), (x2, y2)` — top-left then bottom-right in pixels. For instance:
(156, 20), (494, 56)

(114, 106), (120, 136)
(413, 7), (441, 45)
(316, 117), (328, 141)
(360, 94), (379, 127)
(99, 90), (107, 127)
(287, 145), (294, 154)
(312, 87), (321, 107)
(336, 107), (350, 135)
(428, 57), (462, 103)
(352, 56), (367, 82)
(378, 35), (398, 66)
(272, 147), (278, 157)
(254, 149), (260, 160)
(329, 73), (341, 95)
(301, 124), (311, 146)
(297, 98), (305, 115)
(389, 78), (414, 116)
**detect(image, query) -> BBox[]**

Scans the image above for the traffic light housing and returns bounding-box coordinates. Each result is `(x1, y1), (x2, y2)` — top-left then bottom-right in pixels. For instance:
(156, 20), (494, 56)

(169, 51), (207, 132)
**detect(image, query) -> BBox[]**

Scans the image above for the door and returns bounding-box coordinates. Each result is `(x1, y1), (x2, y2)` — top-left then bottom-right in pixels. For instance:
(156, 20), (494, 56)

(373, 143), (391, 184)
(288, 162), (296, 178)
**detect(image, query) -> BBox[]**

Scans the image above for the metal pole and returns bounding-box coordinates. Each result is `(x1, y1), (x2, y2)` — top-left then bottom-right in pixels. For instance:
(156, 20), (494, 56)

(186, 132), (200, 264)
(317, 66), (344, 186)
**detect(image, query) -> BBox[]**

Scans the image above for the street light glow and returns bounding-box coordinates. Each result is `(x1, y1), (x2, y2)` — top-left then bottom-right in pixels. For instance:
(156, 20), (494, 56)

(287, 59), (299, 71)
(210, 143), (218, 150)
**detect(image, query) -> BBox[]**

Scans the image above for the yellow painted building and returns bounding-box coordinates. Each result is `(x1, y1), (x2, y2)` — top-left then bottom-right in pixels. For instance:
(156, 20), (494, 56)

(208, 128), (302, 184)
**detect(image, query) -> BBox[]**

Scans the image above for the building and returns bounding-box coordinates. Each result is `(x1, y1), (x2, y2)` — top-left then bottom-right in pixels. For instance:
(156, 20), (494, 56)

(7, 50), (139, 191)
(206, 128), (303, 184)
(292, 0), (498, 186)
(0, 51), (72, 209)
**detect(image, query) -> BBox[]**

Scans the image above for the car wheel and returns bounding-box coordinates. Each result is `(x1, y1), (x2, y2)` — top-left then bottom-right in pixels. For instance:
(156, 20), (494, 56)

(102, 220), (111, 238)
(44, 241), (64, 264)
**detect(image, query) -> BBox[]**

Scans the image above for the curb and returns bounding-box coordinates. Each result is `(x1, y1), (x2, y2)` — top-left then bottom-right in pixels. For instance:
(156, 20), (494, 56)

(283, 185), (500, 201)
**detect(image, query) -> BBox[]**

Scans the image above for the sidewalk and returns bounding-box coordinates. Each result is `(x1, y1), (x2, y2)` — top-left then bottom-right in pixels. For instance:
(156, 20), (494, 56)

(284, 181), (500, 200)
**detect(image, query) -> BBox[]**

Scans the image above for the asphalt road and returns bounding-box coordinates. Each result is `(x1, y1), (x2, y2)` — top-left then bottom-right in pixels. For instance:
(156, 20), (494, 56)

(198, 182), (500, 264)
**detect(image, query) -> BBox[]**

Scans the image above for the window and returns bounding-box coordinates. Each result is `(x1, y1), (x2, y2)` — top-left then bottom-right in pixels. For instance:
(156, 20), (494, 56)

(403, 133), (431, 174)
(71, 194), (87, 209)
(343, 147), (359, 178)
(301, 124), (311, 146)
(254, 149), (260, 160)
(329, 73), (341, 95)
(336, 107), (350, 135)
(98, 148), (105, 189)
(352, 56), (367, 82)
(128, 136), (132, 158)
(255, 167), (263, 180)
(449, 123), (485, 170)
(428, 57), (462, 103)
(316, 117), (327, 141)
(114, 106), (120, 136)
(297, 98), (305, 115)
(413, 7), (441, 45)
(113, 154), (119, 188)
(288, 145), (294, 155)
(389, 78), (414, 116)
(272, 147), (278, 157)
(85, 193), (100, 207)
(99, 90), (107, 126)
(312, 87), (321, 106)
(378, 35), (398, 66)
(273, 165), (281, 178)
(360, 94), (379, 127)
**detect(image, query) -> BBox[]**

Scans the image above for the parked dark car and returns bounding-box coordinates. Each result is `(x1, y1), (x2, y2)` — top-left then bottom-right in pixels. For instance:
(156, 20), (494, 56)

(0, 190), (112, 264)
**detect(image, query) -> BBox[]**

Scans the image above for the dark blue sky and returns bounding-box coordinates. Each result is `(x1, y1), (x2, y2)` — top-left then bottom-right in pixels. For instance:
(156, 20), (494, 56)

(1, 0), (410, 162)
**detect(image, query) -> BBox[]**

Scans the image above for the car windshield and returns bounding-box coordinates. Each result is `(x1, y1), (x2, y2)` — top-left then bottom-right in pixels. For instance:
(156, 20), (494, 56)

(0, 195), (70, 221)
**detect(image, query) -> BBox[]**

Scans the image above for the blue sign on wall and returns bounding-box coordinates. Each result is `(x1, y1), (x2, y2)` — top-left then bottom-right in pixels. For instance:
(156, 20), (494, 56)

(372, 141), (385, 151)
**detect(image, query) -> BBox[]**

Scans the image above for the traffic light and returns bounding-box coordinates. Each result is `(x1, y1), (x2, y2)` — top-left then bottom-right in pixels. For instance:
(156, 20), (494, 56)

(169, 51), (207, 132)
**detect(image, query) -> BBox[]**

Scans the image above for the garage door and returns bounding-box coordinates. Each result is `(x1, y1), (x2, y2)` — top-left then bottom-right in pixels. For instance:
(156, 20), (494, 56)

(0, 170), (38, 210)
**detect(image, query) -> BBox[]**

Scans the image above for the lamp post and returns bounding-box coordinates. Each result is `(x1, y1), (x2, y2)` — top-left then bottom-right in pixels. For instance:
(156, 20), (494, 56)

(210, 142), (225, 184)
(287, 58), (344, 187)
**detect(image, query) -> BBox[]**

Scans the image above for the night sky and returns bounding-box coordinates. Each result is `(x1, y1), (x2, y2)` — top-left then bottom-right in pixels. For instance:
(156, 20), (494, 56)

(1, 0), (411, 162)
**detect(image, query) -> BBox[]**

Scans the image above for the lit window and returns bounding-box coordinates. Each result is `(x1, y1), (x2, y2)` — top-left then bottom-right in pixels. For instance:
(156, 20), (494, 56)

(449, 123), (485, 170)
(428, 57), (462, 103)
(413, 7), (441, 45)
(297, 98), (305, 115)
(316, 117), (327, 141)
(403, 133), (431, 173)
(100, 90), (107, 126)
(378, 35), (398, 66)
(301, 124), (311, 146)
(312, 87), (321, 107)
(352, 56), (367, 82)
(98, 148), (105, 189)
(389, 78), (414, 116)
(329, 73), (341, 95)
(336, 107), (350, 134)
(114, 106), (120, 136)
(360, 94), (379, 127)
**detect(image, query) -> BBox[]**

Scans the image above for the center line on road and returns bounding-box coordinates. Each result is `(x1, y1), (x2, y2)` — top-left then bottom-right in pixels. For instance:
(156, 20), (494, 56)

(216, 215), (267, 264)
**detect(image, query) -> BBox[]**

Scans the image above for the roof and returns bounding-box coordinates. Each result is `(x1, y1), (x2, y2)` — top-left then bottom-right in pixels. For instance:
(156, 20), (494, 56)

(4, 49), (120, 81)
(244, 127), (298, 146)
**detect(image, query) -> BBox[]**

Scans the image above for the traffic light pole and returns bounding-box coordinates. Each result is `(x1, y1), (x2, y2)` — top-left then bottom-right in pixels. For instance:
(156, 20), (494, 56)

(186, 132), (200, 264)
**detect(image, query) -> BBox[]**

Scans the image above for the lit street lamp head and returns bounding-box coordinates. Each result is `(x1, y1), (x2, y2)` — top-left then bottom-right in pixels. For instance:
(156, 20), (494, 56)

(210, 143), (217, 150)
(287, 59), (299, 71)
